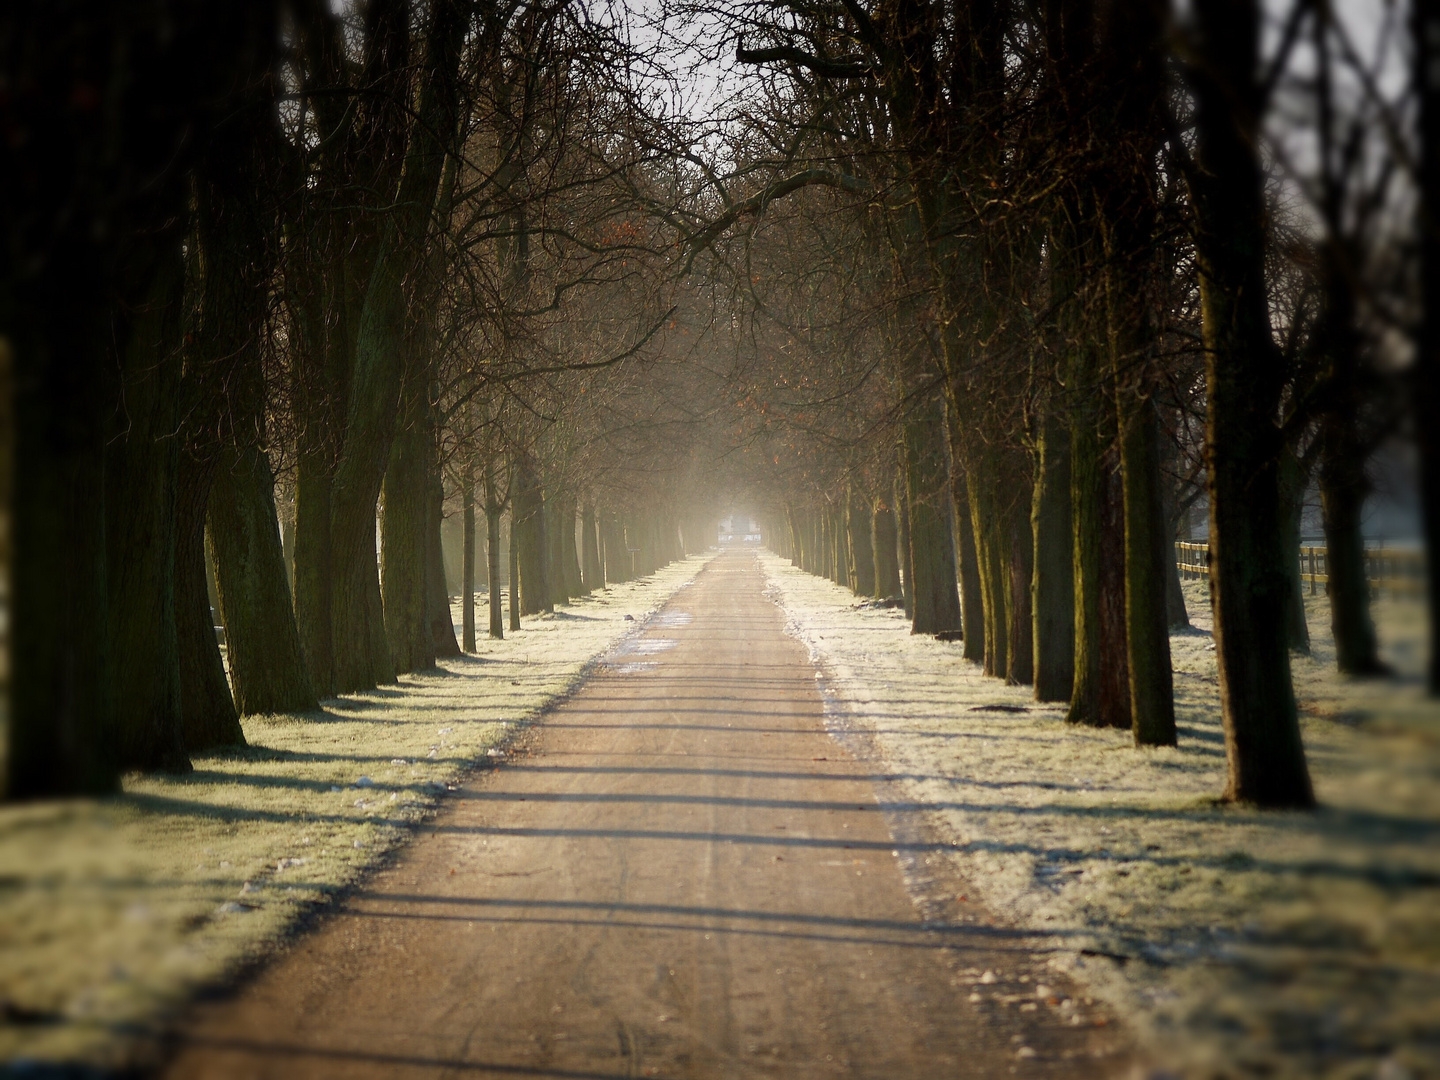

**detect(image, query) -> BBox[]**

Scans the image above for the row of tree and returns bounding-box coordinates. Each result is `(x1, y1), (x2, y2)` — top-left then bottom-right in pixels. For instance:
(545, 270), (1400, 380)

(674, 0), (1437, 809)
(2, 0), (1435, 813)
(0, 0), (725, 800)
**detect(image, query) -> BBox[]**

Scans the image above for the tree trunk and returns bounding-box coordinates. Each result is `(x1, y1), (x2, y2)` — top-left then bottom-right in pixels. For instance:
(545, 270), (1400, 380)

(1420, 0), (1440, 696)
(508, 507), (522, 631)
(175, 450), (243, 750)
(294, 458), (335, 696)
(106, 249), (191, 772)
(1006, 501), (1035, 686)
(426, 465), (459, 658)
(1098, 458), (1132, 730)
(603, 508), (630, 583)
(485, 463), (504, 640)
(546, 485), (570, 606)
(382, 409), (435, 675)
(210, 444), (318, 715)
(462, 461), (476, 652)
(1277, 448), (1312, 653)
(953, 478), (985, 664)
(848, 492), (876, 596)
(1032, 407), (1075, 701)
(872, 501), (902, 600)
(1161, 471), (1191, 630)
(1189, 0), (1313, 806)
(1067, 348), (1105, 727)
(515, 456), (550, 615)
(582, 501), (603, 591)
(968, 472), (1008, 677)
(832, 501), (851, 588)
(328, 0), (467, 693)
(1120, 399), (1177, 746)
(904, 402), (962, 635)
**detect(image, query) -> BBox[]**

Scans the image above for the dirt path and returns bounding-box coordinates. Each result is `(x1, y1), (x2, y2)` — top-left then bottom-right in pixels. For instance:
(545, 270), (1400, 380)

(161, 551), (1134, 1079)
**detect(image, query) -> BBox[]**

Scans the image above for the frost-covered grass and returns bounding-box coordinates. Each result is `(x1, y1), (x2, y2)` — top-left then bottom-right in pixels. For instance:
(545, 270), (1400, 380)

(760, 551), (1440, 1080)
(0, 555), (713, 1072)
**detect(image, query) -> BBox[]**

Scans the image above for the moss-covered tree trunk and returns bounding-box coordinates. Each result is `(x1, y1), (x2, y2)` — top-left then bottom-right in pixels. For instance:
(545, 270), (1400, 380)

(1189, 0), (1313, 806)
(1031, 407), (1074, 701)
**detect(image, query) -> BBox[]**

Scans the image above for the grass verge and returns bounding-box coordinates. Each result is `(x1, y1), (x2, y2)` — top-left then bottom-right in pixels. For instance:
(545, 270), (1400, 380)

(761, 550), (1439, 1080)
(0, 555), (714, 1073)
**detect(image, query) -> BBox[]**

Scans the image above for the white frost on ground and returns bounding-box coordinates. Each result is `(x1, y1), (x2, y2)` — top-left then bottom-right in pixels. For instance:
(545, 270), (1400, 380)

(0, 555), (713, 1071)
(759, 550), (1440, 1080)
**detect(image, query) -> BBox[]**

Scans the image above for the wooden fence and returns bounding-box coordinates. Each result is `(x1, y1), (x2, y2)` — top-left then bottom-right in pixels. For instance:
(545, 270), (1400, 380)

(1175, 542), (1426, 599)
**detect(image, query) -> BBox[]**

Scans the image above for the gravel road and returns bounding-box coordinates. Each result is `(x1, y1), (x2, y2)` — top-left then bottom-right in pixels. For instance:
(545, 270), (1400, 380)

(161, 550), (1135, 1079)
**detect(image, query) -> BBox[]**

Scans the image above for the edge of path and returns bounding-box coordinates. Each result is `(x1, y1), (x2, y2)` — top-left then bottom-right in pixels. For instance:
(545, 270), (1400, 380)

(0, 554), (719, 1079)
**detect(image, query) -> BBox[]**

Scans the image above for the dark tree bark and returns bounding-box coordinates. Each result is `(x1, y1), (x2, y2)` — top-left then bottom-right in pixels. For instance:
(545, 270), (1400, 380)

(603, 508), (630, 583)
(967, 473), (1009, 677)
(106, 247), (190, 772)
(1006, 502), (1035, 686)
(1420, 0), (1440, 696)
(1120, 401), (1177, 746)
(328, 0), (468, 693)
(1067, 340), (1106, 727)
(485, 461), (505, 640)
(426, 464), (460, 658)
(508, 505), (521, 631)
(872, 501), (902, 600)
(1098, 458), (1132, 730)
(904, 398), (962, 635)
(545, 485), (569, 606)
(1278, 448), (1312, 654)
(1187, 0), (1313, 806)
(563, 496), (585, 597)
(210, 444), (318, 716)
(582, 501), (604, 591)
(175, 451), (243, 750)
(462, 458), (476, 651)
(953, 477), (985, 665)
(1, 2), (271, 797)
(848, 492), (876, 596)
(515, 454), (550, 615)
(381, 395), (434, 675)
(1032, 406), (1075, 701)
(1418, 0), (1440, 696)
